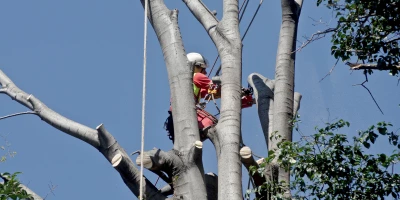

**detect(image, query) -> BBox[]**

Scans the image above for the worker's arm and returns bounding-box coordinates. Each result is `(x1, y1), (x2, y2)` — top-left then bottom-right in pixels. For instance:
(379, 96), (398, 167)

(193, 73), (213, 89)
(194, 73), (222, 99)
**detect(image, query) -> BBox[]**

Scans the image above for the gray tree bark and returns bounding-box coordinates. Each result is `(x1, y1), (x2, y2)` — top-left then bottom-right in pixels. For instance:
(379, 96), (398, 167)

(140, 0), (208, 199)
(182, 1), (243, 199)
(272, 0), (303, 193)
(1, 0), (304, 198)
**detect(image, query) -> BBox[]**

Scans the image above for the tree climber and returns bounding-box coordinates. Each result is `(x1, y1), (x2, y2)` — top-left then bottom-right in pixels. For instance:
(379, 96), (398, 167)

(164, 52), (255, 143)
(165, 52), (220, 143)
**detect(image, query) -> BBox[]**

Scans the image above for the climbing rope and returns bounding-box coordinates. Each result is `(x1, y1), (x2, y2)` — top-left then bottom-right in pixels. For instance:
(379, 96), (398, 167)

(139, 0), (149, 199)
(209, 0), (265, 77)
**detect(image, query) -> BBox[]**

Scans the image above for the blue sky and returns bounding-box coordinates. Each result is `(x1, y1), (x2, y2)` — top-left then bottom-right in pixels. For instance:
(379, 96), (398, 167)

(0, 1), (399, 199)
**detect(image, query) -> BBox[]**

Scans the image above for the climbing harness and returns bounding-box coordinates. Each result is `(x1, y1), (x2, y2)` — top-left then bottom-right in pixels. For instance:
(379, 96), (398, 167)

(139, 0), (149, 199)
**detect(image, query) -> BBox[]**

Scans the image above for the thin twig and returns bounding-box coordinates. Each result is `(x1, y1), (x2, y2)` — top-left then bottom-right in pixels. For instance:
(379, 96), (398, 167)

(308, 16), (331, 27)
(319, 58), (340, 82)
(43, 181), (57, 200)
(293, 28), (337, 53)
(131, 150), (141, 156)
(353, 79), (384, 115)
(0, 111), (37, 121)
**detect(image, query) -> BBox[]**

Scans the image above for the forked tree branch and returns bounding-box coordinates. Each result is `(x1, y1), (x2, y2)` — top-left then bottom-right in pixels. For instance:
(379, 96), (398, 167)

(353, 79), (384, 115)
(0, 70), (164, 199)
(294, 28), (337, 53)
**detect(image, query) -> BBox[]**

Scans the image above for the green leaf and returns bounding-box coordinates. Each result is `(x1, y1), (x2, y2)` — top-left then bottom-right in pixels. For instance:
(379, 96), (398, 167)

(363, 141), (370, 149)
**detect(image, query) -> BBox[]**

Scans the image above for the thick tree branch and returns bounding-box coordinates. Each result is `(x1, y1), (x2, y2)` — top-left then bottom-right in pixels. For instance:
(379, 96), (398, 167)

(240, 146), (265, 187)
(135, 148), (183, 176)
(0, 70), (164, 199)
(346, 62), (400, 70)
(248, 73), (275, 148)
(182, 0), (219, 40)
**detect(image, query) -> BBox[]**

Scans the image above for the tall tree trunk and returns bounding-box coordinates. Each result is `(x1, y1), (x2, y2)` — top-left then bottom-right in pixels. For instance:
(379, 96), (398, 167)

(271, 0), (303, 196)
(142, 0), (207, 199)
(182, 0), (243, 199)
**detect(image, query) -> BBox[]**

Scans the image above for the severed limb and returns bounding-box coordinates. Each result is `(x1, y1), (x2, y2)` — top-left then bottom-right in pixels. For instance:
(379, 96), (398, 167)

(293, 92), (302, 116)
(159, 184), (173, 196)
(135, 141), (204, 198)
(248, 73), (275, 149)
(135, 148), (183, 179)
(0, 70), (165, 199)
(240, 146), (265, 187)
(248, 73), (302, 149)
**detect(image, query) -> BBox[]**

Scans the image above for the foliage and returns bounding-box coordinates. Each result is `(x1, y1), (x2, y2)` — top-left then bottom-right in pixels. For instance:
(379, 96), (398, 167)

(0, 172), (32, 200)
(0, 135), (17, 163)
(249, 120), (400, 199)
(317, 0), (400, 75)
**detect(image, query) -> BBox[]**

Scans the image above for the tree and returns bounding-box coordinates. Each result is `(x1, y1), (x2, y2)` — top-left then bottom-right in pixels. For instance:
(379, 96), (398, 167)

(0, 0), (399, 200)
(0, 137), (41, 200)
(304, 0), (400, 75)
(0, 172), (39, 200)
(250, 120), (400, 199)
(0, 0), (303, 198)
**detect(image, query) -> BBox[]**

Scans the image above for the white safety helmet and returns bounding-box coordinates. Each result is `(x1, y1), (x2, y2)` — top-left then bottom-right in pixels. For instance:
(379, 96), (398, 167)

(187, 52), (209, 69)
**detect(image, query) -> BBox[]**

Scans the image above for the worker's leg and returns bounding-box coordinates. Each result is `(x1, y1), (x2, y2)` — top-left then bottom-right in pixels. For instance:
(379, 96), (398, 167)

(197, 108), (218, 141)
